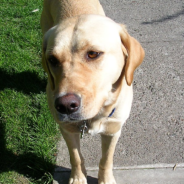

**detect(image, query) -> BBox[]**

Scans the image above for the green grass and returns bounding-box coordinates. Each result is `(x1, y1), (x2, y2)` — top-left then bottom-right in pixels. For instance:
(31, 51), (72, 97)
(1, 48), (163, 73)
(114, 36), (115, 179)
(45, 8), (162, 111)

(0, 0), (60, 183)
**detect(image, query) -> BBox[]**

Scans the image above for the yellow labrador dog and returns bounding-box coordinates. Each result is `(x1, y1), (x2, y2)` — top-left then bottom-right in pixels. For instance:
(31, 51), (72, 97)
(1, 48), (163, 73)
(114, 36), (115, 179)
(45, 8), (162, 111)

(41, 0), (144, 183)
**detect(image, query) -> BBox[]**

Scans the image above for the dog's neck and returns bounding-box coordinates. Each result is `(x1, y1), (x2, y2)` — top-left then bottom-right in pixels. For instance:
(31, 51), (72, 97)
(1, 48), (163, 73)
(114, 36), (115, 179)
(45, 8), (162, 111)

(80, 108), (116, 138)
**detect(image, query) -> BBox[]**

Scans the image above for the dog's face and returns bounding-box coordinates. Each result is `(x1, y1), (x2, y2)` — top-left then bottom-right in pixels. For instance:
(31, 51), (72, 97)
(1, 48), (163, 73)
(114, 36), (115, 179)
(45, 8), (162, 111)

(42, 15), (144, 123)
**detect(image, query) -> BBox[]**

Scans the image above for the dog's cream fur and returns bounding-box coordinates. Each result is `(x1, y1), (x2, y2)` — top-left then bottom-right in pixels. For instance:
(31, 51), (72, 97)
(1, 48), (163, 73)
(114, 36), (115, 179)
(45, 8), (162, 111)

(41, 0), (145, 183)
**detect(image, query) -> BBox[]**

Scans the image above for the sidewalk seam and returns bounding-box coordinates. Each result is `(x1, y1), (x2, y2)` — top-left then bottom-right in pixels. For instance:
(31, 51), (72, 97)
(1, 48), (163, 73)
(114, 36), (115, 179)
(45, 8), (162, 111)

(55, 163), (184, 172)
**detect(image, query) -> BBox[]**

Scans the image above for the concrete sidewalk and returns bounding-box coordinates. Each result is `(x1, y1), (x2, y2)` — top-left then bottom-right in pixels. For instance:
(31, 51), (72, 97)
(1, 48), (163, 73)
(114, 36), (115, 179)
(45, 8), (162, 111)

(53, 0), (184, 183)
(54, 164), (184, 184)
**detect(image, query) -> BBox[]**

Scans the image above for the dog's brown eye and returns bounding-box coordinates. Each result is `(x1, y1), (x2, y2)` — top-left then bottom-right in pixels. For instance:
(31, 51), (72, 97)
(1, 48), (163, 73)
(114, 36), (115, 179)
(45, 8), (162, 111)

(48, 56), (59, 67)
(87, 51), (101, 59)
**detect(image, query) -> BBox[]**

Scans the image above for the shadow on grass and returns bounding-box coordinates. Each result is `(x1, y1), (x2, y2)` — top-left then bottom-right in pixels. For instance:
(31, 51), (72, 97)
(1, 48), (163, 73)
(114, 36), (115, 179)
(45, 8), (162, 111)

(0, 117), (55, 183)
(0, 68), (55, 182)
(0, 68), (47, 94)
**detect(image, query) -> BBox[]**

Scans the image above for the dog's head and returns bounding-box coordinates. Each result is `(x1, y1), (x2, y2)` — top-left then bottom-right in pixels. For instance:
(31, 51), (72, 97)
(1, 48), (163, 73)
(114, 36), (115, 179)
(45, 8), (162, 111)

(42, 15), (144, 123)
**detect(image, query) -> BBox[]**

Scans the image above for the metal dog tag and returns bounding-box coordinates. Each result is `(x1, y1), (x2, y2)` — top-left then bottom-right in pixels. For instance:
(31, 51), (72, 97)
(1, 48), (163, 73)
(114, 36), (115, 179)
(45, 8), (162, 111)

(80, 121), (88, 139)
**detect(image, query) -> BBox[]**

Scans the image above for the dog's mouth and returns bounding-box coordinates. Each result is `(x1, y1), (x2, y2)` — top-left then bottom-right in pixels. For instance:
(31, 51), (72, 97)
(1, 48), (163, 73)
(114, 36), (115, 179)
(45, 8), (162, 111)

(56, 111), (91, 123)
(55, 108), (101, 125)
(55, 104), (115, 124)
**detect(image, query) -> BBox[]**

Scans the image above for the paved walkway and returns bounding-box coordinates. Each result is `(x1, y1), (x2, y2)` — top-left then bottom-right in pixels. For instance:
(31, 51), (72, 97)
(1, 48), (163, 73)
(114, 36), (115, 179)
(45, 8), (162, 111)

(54, 164), (184, 184)
(53, 0), (184, 183)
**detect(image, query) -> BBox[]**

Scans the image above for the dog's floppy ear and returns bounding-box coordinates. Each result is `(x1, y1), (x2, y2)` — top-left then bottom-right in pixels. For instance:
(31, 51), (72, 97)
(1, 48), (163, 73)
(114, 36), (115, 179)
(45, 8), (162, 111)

(42, 35), (55, 90)
(119, 25), (145, 86)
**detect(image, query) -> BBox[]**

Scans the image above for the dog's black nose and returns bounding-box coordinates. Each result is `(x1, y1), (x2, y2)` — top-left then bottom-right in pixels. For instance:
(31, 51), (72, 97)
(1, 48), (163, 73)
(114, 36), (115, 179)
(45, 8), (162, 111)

(55, 93), (81, 114)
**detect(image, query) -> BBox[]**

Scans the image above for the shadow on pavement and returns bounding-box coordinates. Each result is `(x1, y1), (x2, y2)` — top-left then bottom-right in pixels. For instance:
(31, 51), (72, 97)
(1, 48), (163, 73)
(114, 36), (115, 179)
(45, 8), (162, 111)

(142, 8), (184, 24)
(54, 166), (98, 184)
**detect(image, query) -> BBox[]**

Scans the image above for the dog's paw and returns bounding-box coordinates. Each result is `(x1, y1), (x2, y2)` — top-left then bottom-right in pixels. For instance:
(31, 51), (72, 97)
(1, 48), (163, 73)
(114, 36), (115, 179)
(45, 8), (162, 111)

(98, 177), (116, 184)
(69, 176), (87, 184)
(69, 169), (87, 184)
(69, 177), (87, 184)
(98, 178), (116, 184)
(98, 169), (117, 184)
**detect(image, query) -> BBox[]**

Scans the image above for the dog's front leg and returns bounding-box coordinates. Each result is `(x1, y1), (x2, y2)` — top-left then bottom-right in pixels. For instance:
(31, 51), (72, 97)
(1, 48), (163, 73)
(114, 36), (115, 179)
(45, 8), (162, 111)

(60, 128), (87, 184)
(98, 131), (121, 184)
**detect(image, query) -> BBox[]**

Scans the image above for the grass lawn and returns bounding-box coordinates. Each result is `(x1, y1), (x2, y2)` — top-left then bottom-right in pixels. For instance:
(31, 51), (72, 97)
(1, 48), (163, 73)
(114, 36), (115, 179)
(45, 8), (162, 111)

(0, 0), (60, 183)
